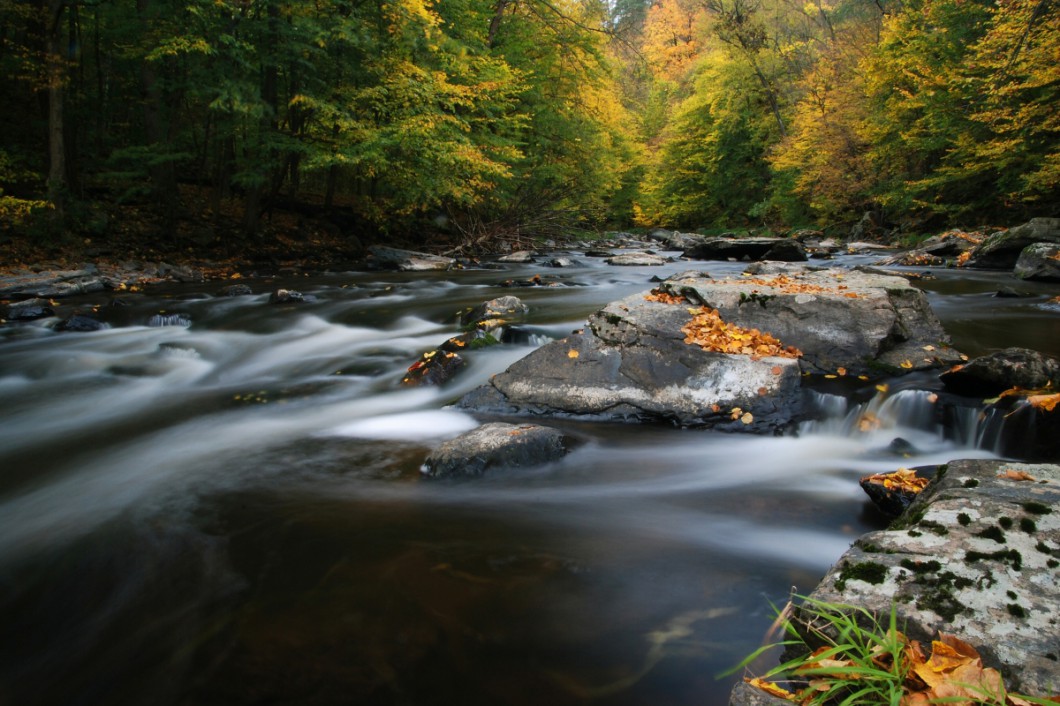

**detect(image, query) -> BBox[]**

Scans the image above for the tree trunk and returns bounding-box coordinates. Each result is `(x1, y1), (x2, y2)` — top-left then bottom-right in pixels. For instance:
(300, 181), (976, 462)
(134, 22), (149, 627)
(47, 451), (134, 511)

(137, 0), (179, 221)
(46, 0), (66, 222)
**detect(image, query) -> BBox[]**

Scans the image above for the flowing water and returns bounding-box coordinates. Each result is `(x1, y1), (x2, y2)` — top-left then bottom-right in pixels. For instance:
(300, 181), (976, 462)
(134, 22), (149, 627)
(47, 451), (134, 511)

(1, 251), (1057, 706)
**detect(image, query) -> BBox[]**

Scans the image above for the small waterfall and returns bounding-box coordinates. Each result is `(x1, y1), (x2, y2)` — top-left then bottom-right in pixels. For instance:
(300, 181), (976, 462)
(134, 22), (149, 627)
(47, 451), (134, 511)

(148, 314), (192, 327)
(801, 383), (1044, 459)
(801, 388), (944, 440)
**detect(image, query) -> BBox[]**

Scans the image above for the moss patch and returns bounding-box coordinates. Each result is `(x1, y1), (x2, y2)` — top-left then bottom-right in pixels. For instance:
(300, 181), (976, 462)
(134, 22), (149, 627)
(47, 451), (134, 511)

(975, 525), (1007, 544)
(957, 513), (972, 527)
(963, 478), (980, 488)
(1021, 501), (1052, 515)
(835, 561), (888, 592)
(965, 549), (1023, 571)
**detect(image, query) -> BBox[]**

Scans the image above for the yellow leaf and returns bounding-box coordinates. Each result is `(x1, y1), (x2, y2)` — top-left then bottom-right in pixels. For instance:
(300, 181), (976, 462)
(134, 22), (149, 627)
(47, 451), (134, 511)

(1028, 393), (1059, 412)
(900, 360), (914, 369)
(740, 412), (753, 424)
(744, 677), (796, 700)
(876, 383), (889, 394)
(568, 349), (579, 359)
(998, 469), (1036, 482)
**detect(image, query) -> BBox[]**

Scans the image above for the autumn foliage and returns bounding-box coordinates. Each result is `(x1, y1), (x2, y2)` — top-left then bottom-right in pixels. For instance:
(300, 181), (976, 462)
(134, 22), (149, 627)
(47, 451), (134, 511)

(741, 599), (1060, 706)
(681, 307), (801, 360)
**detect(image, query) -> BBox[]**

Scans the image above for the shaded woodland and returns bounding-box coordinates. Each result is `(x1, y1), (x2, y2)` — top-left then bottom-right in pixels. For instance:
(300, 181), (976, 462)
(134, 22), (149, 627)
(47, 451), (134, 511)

(1, 0), (1057, 255)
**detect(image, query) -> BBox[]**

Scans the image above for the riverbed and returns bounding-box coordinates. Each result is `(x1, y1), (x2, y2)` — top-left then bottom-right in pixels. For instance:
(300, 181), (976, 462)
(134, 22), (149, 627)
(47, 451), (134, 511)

(1, 250), (1057, 705)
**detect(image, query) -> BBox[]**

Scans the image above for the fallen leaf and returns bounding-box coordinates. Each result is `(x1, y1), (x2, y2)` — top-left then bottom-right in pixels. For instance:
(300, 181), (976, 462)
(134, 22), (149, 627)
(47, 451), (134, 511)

(876, 383), (889, 394)
(998, 469), (1036, 482)
(837, 367), (847, 376)
(771, 365), (783, 375)
(568, 349), (579, 359)
(900, 360), (914, 369)
(1028, 393), (1059, 412)
(744, 677), (796, 700)
(740, 412), (754, 424)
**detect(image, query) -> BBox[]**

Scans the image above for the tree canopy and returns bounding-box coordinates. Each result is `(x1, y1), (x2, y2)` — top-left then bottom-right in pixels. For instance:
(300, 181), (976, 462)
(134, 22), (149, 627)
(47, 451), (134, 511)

(1, 0), (1056, 248)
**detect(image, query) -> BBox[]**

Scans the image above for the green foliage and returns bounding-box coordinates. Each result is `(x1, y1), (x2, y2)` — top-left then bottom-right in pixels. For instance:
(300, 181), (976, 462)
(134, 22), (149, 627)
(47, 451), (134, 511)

(640, 53), (776, 228)
(723, 597), (911, 705)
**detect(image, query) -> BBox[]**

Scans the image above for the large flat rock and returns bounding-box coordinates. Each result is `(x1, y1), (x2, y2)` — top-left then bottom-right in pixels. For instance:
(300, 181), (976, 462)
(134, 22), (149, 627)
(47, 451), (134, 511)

(459, 266), (962, 429)
(654, 266), (962, 375)
(806, 459), (1060, 695)
(459, 289), (803, 431)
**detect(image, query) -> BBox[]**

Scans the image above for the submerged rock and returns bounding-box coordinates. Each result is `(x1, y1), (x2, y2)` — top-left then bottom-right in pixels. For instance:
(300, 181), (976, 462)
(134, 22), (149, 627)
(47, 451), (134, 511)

(805, 459), (1060, 696)
(268, 289), (316, 304)
(403, 296), (529, 387)
(421, 422), (570, 478)
(402, 349), (465, 386)
(218, 283), (253, 297)
(56, 314), (108, 332)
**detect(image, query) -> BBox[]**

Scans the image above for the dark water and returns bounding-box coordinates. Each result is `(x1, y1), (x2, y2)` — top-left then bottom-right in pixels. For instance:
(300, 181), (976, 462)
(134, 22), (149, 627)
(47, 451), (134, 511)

(0, 252), (1056, 706)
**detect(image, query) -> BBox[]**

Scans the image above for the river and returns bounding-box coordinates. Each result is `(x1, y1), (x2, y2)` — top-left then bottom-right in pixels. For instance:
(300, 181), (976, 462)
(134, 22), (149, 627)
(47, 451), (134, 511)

(1, 249), (1057, 705)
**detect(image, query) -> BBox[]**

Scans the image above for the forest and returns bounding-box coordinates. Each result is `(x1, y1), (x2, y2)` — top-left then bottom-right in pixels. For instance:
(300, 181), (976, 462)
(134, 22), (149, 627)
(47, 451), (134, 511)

(1, 0), (1057, 255)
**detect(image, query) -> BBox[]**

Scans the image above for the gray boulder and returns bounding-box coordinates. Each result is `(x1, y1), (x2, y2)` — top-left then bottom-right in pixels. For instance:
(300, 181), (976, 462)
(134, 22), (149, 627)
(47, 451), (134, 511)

(421, 422), (570, 478)
(940, 347), (1060, 397)
(683, 237), (804, 262)
(3, 298), (55, 321)
(1014, 242), (1060, 281)
(457, 295), (529, 327)
(656, 267), (962, 375)
(56, 314), (108, 332)
(0, 267), (107, 298)
(368, 245), (455, 271)
(964, 218), (1060, 270)
(459, 268), (961, 429)
(804, 459), (1060, 696)
(605, 252), (669, 266)
(498, 250), (536, 263)
(648, 230), (708, 250)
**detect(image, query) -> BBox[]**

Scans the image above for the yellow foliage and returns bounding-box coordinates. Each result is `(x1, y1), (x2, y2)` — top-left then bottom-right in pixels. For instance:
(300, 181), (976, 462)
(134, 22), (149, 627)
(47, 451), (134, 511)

(681, 307), (802, 360)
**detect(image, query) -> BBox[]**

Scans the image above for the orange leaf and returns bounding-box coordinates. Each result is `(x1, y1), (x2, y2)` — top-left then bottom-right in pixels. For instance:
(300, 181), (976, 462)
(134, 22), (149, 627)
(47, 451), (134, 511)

(568, 349), (579, 359)
(837, 367), (847, 376)
(998, 469), (1036, 482)
(744, 677), (796, 700)
(1028, 393), (1059, 412)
